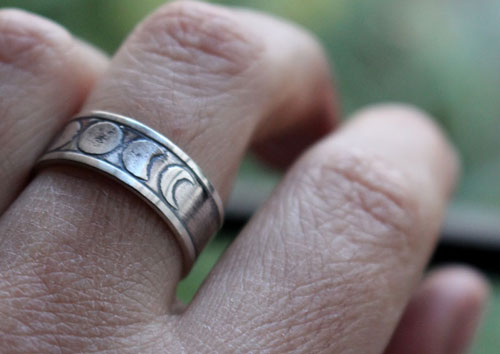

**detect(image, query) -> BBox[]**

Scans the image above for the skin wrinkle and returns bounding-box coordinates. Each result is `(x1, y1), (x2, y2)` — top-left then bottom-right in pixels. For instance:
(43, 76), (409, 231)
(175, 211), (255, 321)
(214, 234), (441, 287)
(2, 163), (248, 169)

(4, 327), (152, 354)
(188, 193), (356, 351)
(303, 160), (415, 255)
(136, 2), (264, 75)
(0, 176), (179, 350)
(0, 290), (155, 352)
(0, 84), (28, 149)
(0, 79), (58, 157)
(120, 4), (265, 110)
(0, 11), (72, 128)
(183, 130), (432, 352)
(119, 46), (255, 107)
(0, 10), (105, 217)
(263, 291), (341, 335)
(265, 161), (410, 277)
(0, 16), (71, 68)
(9, 263), (143, 327)
(257, 307), (340, 352)
(190, 262), (358, 352)
(244, 267), (367, 352)
(311, 150), (415, 230)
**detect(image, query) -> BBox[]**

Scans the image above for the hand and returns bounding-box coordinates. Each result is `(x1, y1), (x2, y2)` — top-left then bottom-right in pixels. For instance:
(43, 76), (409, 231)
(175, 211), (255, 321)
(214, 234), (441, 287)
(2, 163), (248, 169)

(0, 2), (488, 353)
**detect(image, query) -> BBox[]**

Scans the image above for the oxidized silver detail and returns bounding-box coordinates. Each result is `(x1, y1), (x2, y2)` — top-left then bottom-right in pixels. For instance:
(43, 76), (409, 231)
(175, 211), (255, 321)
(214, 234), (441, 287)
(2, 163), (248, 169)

(37, 111), (224, 272)
(78, 121), (123, 154)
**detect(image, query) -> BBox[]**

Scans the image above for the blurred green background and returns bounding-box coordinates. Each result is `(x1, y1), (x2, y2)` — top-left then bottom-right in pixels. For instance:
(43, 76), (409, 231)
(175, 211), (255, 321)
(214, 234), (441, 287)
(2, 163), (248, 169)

(3, 0), (500, 352)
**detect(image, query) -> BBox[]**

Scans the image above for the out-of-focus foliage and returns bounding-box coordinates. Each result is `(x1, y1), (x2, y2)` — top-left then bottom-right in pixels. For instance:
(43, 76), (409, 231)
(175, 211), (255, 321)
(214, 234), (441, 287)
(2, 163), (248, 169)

(2, 1), (500, 353)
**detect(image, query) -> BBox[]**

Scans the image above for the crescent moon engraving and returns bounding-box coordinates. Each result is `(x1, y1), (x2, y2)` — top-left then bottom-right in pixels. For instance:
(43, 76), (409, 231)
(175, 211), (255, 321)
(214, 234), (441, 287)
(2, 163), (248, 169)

(160, 165), (196, 210)
(123, 139), (165, 180)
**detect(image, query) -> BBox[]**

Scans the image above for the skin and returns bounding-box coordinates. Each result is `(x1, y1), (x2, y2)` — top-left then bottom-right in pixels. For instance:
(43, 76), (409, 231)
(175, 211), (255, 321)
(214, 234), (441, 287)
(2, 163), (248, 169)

(0, 1), (490, 353)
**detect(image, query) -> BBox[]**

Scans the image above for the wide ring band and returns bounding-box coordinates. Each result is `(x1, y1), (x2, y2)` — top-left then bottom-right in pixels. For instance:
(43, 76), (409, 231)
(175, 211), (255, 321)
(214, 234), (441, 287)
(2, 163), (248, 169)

(37, 110), (224, 272)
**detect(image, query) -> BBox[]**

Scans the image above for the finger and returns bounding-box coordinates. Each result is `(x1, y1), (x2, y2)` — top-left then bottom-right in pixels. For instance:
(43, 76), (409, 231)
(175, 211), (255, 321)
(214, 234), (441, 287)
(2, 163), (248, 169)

(252, 92), (337, 169)
(0, 1), (336, 348)
(385, 266), (488, 354)
(244, 10), (339, 169)
(181, 104), (459, 353)
(86, 4), (338, 181)
(0, 9), (107, 213)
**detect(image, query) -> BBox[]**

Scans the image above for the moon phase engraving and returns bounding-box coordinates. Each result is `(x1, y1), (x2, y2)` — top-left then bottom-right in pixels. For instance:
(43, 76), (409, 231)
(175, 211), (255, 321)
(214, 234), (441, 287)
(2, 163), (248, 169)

(38, 113), (223, 268)
(123, 139), (165, 180)
(78, 121), (123, 155)
(160, 165), (196, 210)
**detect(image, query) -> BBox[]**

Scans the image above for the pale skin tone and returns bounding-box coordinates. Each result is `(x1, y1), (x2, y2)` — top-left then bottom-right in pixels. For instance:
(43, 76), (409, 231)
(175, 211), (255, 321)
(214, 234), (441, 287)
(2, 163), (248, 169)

(0, 1), (490, 353)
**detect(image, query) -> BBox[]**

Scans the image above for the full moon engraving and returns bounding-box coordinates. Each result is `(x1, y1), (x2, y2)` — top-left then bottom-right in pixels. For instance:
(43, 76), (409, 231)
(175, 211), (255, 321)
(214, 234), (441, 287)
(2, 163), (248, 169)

(78, 122), (123, 155)
(160, 165), (196, 210)
(123, 139), (165, 180)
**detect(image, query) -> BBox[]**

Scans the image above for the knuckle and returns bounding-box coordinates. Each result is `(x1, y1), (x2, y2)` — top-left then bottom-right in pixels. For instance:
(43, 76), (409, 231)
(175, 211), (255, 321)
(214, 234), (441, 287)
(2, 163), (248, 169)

(298, 144), (419, 255)
(132, 1), (264, 76)
(0, 254), (153, 351)
(0, 9), (72, 69)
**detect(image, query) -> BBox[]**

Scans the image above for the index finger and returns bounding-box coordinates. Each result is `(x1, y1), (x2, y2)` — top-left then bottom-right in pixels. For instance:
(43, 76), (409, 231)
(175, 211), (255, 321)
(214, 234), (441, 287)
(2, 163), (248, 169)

(181, 104), (459, 353)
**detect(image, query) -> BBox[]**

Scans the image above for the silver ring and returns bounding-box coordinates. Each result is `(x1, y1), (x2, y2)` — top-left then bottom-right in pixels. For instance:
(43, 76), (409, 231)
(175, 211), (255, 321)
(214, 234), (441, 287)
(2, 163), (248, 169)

(37, 110), (224, 272)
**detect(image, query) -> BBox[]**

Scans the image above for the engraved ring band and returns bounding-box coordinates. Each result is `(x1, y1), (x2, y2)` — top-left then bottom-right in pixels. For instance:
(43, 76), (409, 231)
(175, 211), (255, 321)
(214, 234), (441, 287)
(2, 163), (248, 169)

(37, 111), (224, 273)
